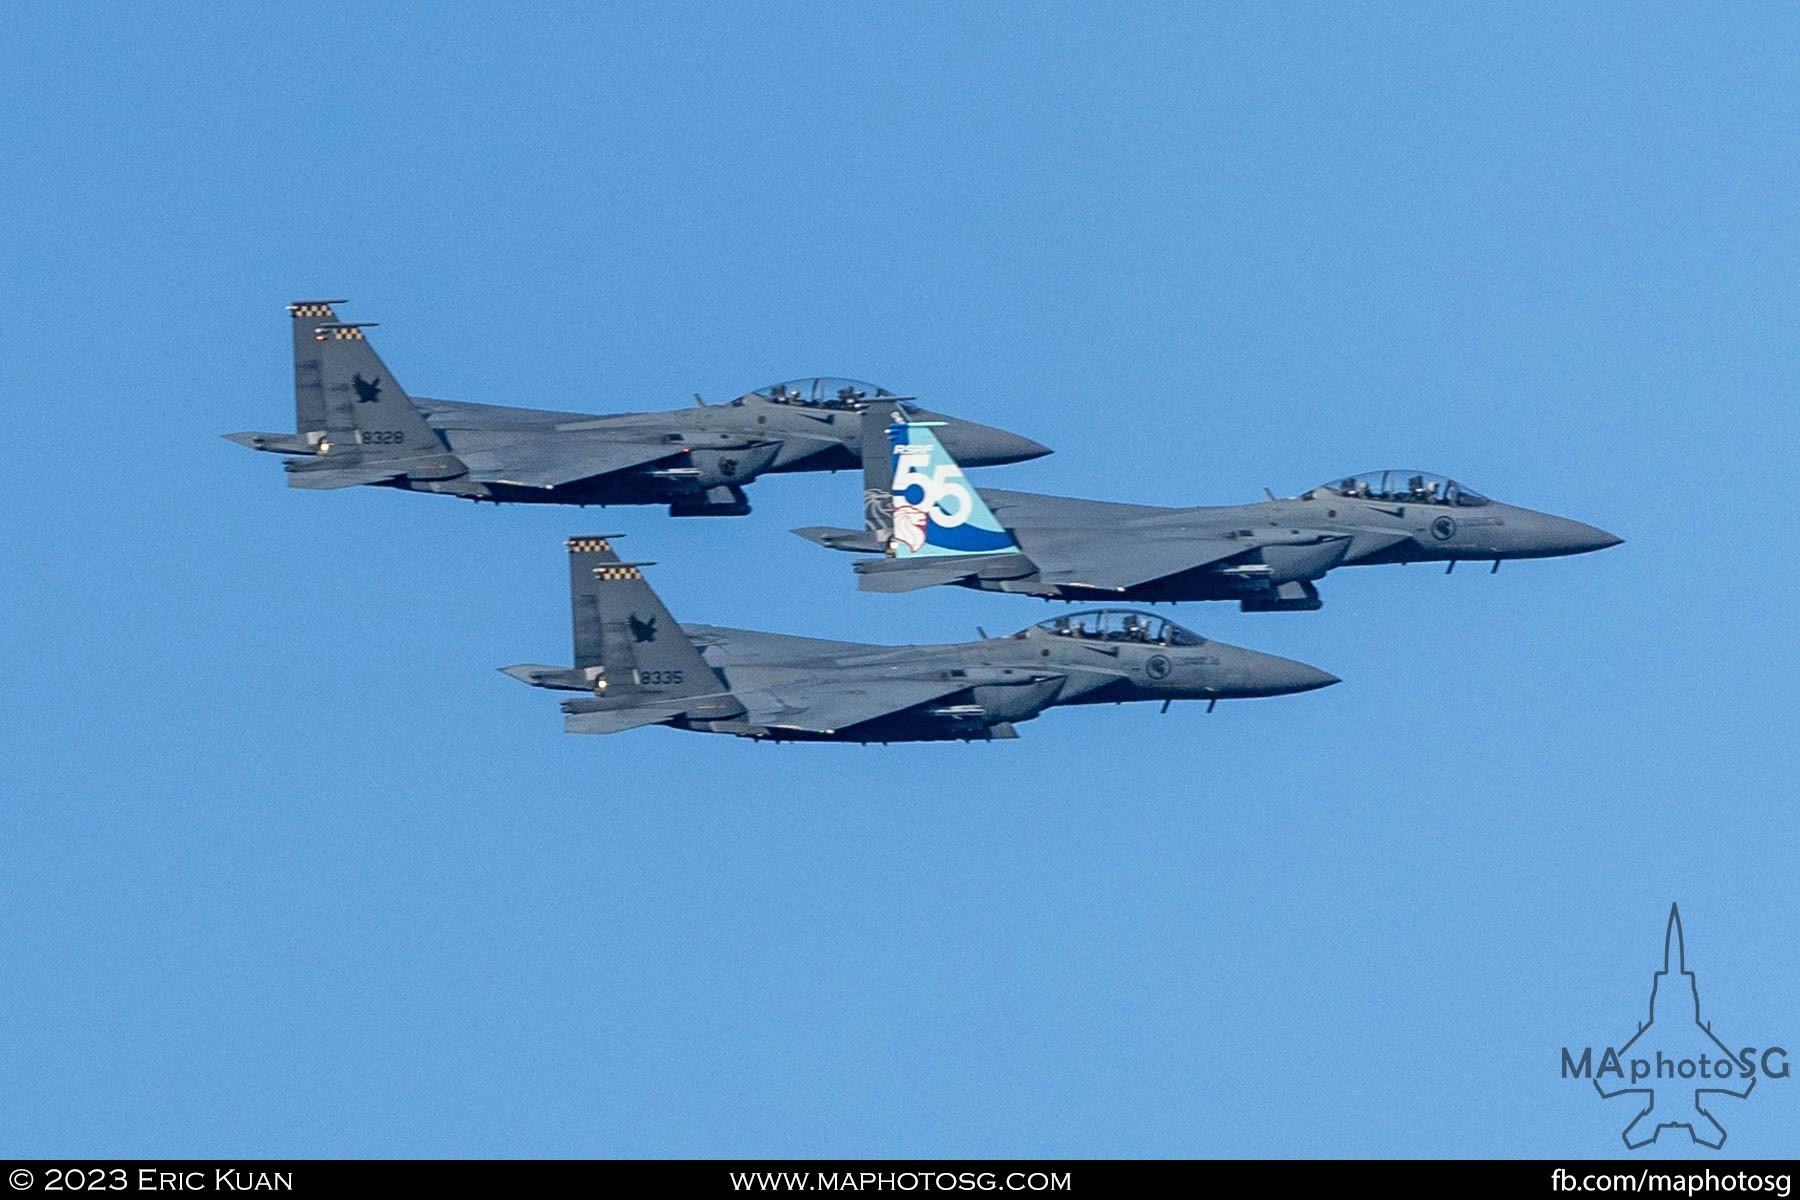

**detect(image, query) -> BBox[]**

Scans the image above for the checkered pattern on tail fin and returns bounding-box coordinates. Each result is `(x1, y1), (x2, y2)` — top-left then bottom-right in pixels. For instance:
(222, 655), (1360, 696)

(565, 537), (715, 700)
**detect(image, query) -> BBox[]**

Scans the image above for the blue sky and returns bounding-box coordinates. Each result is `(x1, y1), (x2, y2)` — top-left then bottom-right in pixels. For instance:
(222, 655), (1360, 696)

(4, 3), (1796, 1158)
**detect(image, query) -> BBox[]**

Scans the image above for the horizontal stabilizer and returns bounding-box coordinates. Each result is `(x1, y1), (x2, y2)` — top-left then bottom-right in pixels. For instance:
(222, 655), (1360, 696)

(854, 565), (978, 593)
(792, 526), (886, 553)
(224, 430), (319, 455)
(853, 554), (1020, 593)
(283, 451), (465, 489)
(563, 708), (681, 735)
(559, 689), (747, 734)
(498, 664), (592, 691)
(282, 463), (408, 489)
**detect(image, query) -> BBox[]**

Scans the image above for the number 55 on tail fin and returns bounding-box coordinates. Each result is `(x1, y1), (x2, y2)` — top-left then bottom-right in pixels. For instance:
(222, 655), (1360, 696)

(789, 408), (1022, 561)
(882, 412), (1019, 558)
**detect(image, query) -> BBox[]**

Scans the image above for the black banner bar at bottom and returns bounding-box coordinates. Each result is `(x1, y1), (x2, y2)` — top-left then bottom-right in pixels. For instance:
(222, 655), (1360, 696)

(2, 1160), (1796, 1195)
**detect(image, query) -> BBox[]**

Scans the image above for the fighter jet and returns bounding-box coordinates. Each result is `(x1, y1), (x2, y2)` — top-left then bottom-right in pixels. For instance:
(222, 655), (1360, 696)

(502, 537), (1338, 741)
(225, 302), (1049, 516)
(795, 410), (1622, 610)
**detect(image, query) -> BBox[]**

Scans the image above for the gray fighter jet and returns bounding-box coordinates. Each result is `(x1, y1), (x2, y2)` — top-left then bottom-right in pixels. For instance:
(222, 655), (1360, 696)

(225, 302), (1049, 516)
(795, 411), (1622, 610)
(502, 537), (1338, 741)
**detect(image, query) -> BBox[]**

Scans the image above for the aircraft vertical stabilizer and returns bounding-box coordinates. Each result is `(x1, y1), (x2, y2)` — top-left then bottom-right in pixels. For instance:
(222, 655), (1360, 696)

(881, 413), (1020, 559)
(311, 323), (445, 451)
(288, 299), (342, 435)
(565, 536), (716, 702)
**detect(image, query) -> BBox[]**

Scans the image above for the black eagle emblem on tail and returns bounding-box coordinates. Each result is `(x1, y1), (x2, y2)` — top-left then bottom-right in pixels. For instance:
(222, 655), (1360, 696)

(628, 614), (657, 643)
(352, 373), (382, 404)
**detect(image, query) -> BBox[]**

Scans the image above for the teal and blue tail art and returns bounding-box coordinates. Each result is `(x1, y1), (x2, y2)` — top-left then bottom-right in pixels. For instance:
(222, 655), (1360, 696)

(885, 414), (1019, 559)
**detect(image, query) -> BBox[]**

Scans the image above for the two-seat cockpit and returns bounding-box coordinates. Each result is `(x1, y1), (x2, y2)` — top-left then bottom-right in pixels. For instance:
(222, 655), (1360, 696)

(1017, 608), (1207, 647)
(1310, 470), (1490, 507)
(731, 377), (920, 414)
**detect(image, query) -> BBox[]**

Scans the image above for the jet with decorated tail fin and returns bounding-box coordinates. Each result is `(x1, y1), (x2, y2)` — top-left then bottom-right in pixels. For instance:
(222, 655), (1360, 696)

(226, 302), (1049, 516)
(795, 410), (1621, 609)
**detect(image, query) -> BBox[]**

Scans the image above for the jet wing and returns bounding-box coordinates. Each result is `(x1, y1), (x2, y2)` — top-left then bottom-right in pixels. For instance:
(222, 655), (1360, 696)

(679, 624), (871, 661)
(459, 433), (685, 489)
(979, 488), (1174, 524)
(1340, 529), (1413, 559)
(743, 677), (974, 735)
(1016, 528), (1249, 592)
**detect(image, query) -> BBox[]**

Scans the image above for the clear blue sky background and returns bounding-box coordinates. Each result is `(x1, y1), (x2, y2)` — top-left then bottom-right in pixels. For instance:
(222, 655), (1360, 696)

(4, 3), (1796, 1159)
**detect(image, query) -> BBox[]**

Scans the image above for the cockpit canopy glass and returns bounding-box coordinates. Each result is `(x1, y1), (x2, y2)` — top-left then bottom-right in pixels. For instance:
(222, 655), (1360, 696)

(731, 377), (918, 413)
(1018, 609), (1206, 647)
(1319, 470), (1489, 507)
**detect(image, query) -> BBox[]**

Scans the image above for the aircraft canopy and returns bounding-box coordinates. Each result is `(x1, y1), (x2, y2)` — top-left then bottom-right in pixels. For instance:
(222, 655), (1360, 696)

(1314, 470), (1490, 507)
(732, 377), (918, 413)
(1016, 609), (1206, 647)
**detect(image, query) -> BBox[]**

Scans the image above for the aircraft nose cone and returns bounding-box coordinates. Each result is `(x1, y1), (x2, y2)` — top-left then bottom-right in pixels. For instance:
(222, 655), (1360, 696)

(927, 415), (1052, 466)
(1585, 526), (1625, 552)
(1270, 662), (1342, 695)
(1222, 649), (1340, 698)
(995, 430), (1054, 463)
(1549, 517), (1624, 556)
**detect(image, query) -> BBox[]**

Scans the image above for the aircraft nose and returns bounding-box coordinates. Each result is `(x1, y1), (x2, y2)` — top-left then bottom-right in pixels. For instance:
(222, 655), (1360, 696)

(1540, 515), (1624, 557)
(1264, 660), (1342, 696)
(1576, 523), (1624, 553)
(1220, 648), (1341, 698)
(926, 414), (1052, 466)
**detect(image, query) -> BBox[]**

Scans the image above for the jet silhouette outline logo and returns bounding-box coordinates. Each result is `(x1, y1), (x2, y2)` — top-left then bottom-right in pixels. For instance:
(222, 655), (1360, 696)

(1591, 905), (1756, 1150)
(628, 614), (657, 643)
